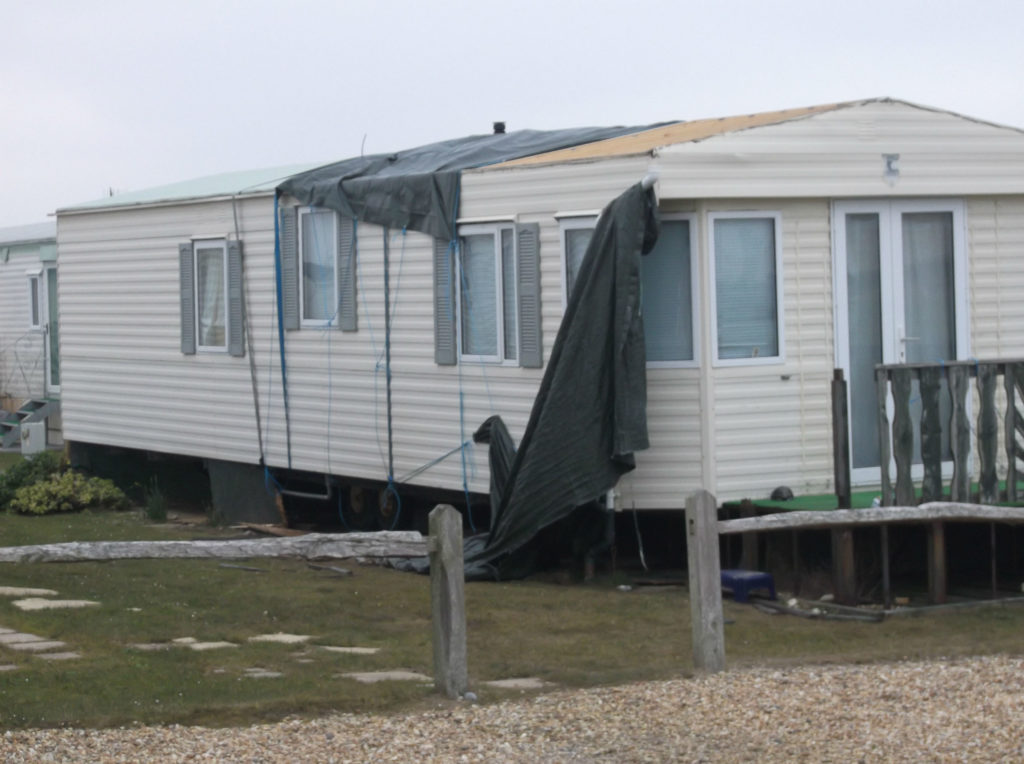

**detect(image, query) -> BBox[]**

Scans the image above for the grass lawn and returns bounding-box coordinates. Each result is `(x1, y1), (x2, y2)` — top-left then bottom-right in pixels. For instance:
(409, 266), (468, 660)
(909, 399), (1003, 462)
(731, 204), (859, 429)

(1, 509), (1023, 729)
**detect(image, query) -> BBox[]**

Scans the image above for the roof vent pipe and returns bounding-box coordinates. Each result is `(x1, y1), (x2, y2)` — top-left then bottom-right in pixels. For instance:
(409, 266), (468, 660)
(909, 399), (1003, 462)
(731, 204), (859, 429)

(493, 121), (506, 134)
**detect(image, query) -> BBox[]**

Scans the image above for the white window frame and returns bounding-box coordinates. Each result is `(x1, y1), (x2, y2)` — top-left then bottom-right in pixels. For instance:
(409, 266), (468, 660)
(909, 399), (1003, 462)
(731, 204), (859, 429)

(193, 238), (229, 353)
(708, 210), (785, 367)
(645, 213), (700, 369)
(558, 215), (598, 308)
(26, 269), (42, 330)
(298, 206), (339, 328)
(457, 222), (518, 365)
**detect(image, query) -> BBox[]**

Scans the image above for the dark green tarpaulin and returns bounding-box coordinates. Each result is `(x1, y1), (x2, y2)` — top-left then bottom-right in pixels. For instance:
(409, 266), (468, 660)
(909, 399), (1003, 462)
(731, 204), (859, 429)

(463, 182), (659, 576)
(277, 126), (654, 241)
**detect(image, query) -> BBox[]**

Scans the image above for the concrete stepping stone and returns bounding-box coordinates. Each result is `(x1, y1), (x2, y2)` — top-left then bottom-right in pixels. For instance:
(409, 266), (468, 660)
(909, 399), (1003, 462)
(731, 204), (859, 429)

(37, 652), (80, 661)
(0, 632), (45, 645)
(320, 646), (380, 655)
(248, 633), (311, 644)
(127, 643), (171, 651)
(483, 677), (552, 690)
(13, 598), (99, 611)
(166, 637), (237, 651)
(244, 667), (283, 678)
(0, 628), (12, 634)
(340, 670), (431, 683)
(0, 587), (58, 597)
(0, 664), (18, 671)
(9, 640), (67, 653)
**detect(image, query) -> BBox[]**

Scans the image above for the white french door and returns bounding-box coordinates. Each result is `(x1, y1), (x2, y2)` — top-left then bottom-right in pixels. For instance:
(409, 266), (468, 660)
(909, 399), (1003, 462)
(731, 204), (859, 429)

(833, 200), (969, 484)
(44, 265), (60, 394)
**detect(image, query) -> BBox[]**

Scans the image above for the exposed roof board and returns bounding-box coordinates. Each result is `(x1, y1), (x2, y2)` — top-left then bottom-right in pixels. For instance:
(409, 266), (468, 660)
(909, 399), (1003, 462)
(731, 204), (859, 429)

(486, 101), (855, 169)
(0, 221), (56, 246)
(58, 163), (326, 214)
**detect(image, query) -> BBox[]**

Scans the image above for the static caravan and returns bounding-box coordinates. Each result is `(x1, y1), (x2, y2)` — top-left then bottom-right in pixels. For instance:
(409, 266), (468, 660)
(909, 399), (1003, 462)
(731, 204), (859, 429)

(55, 99), (1024, 535)
(0, 222), (61, 451)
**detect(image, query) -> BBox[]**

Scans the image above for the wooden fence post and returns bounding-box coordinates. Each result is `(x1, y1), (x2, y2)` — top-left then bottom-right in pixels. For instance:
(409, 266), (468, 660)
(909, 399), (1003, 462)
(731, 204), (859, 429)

(429, 504), (467, 698)
(686, 490), (725, 673)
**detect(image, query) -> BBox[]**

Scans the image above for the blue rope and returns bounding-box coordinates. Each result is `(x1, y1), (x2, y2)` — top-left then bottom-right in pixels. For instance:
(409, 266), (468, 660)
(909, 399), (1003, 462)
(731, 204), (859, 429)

(272, 193), (293, 469)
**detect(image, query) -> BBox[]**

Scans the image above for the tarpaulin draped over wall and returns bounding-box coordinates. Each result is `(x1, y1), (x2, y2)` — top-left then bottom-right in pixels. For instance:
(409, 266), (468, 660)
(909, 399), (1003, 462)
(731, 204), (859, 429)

(277, 126), (653, 240)
(467, 182), (659, 578)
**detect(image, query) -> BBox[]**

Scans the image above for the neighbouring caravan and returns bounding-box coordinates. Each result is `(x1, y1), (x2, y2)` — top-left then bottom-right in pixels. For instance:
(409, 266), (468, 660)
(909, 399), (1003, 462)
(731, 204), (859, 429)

(55, 99), (1024, 534)
(0, 222), (62, 451)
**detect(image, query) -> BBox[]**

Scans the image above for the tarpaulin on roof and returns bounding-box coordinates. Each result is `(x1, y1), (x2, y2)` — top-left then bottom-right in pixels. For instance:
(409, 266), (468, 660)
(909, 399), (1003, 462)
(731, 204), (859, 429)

(277, 126), (651, 240)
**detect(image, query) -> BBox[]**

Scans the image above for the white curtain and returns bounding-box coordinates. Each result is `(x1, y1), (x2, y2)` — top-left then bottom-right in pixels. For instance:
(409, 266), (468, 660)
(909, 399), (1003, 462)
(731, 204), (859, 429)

(640, 220), (693, 362)
(846, 213), (883, 468)
(714, 218), (778, 359)
(302, 209), (335, 321)
(460, 233), (498, 356)
(500, 229), (517, 360)
(564, 228), (592, 298)
(196, 247), (225, 347)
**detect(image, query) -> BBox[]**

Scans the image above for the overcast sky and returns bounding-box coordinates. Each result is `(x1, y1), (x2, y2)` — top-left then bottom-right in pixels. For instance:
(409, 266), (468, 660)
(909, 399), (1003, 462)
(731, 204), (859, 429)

(3, 0), (1022, 228)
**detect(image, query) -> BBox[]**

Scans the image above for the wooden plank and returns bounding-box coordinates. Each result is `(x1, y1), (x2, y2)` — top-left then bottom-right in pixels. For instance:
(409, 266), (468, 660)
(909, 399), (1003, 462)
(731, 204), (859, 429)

(927, 521), (947, 605)
(891, 369), (916, 506)
(831, 529), (857, 605)
(686, 490), (725, 673)
(1004, 364), (1017, 503)
(880, 526), (892, 609)
(977, 364), (999, 504)
(831, 369), (851, 509)
(429, 505), (467, 698)
(876, 367), (893, 506)
(948, 366), (971, 502)
(739, 499), (758, 570)
(918, 366), (943, 502)
(717, 502), (1024, 535)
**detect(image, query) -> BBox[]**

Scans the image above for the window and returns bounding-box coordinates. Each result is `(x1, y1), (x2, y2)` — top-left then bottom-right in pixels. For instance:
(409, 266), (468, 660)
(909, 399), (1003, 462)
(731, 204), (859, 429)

(558, 215), (697, 365)
(641, 217), (696, 364)
(27, 272), (42, 329)
(277, 205), (357, 332)
(459, 224), (517, 362)
(194, 240), (227, 350)
(559, 217), (596, 303)
(433, 222), (541, 368)
(179, 239), (245, 357)
(709, 212), (783, 364)
(299, 208), (337, 325)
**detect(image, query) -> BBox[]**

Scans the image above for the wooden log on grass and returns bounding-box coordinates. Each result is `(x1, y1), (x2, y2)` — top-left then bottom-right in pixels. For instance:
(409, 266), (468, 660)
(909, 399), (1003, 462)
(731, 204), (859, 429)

(0, 531), (426, 564)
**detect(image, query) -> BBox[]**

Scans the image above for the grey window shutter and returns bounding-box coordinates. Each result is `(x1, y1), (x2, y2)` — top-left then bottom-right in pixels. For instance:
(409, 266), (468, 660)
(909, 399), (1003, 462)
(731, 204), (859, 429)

(227, 240), (245, 357)
(179, 242), (196, 355)
(279, 205), (300, 330)
(337, 215), (357, 331)
(433, 237), (457, 365)
(516, 223), (542, 368)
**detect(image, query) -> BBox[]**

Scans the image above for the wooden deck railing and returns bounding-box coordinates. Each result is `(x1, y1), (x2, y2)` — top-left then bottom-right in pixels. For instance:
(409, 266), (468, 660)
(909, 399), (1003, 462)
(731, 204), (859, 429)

(875, 359), (1024, 507)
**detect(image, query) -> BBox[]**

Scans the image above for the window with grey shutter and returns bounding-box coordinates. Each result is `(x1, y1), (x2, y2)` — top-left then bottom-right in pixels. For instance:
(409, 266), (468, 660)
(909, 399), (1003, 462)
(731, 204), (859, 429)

(516, 222), (542, 368)
(337, 215), (357, 331)
(433, 237), (457, 365)
(227, 240), (245, 357)
(179, 242), (196, 355)
(279, 205), (300, 330)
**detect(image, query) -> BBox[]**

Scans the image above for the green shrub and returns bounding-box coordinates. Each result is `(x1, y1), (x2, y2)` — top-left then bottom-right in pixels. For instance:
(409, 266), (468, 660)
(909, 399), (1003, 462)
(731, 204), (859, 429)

(0, 451), (65, 509)
(143, 477), (168, 522)
(9, 471), (130, 515)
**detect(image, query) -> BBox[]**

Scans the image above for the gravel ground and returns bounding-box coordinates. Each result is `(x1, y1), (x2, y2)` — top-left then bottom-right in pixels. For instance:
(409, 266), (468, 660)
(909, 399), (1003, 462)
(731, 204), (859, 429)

(3, 654), (1023, 763)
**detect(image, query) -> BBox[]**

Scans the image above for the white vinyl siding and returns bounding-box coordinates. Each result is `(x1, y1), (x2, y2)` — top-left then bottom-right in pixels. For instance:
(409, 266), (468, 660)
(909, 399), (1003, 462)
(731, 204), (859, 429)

(709, 212), (783, 365)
